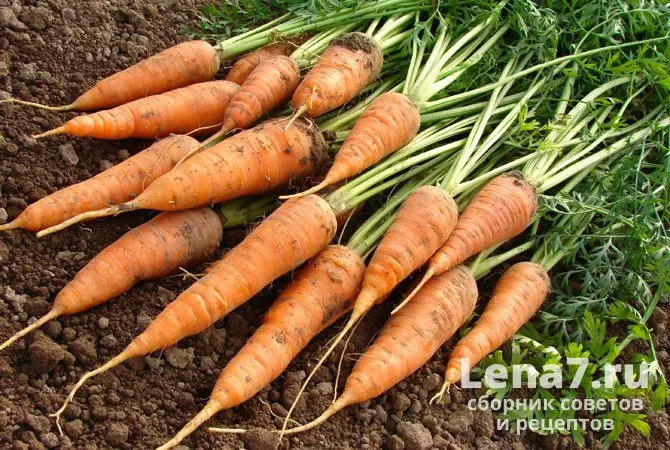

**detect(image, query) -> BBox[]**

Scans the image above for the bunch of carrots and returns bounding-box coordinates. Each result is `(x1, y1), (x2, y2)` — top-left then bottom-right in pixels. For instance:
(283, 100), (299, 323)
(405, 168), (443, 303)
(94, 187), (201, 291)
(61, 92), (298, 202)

(1, 0), (668, 448)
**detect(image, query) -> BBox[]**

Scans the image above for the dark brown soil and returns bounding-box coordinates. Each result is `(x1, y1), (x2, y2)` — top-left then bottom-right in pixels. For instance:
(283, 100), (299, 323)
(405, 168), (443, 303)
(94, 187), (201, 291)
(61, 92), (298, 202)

(1, 1), (668, 450)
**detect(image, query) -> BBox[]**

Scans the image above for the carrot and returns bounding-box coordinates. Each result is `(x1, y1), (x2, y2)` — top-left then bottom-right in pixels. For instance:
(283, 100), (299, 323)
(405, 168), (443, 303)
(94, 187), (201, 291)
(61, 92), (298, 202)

(0, 136), (199, 233)
(157, 245), (365, 449)
(282, 185), (458, 431)
(283, 92), (420, 198)
(226, 42), (297, 85)
(405, 171), (538, 305)
(434, 261), (550, 401)
(276, 265), (478, 435)
(36, 117), (328, 237)
(51, 194), (337, 430)
(31, 81), (239, 140)
(187, 55), (302, 160)
(291, 32), (383, 118)
(0, 208), (223, 353)
(1, 41), (219, 111)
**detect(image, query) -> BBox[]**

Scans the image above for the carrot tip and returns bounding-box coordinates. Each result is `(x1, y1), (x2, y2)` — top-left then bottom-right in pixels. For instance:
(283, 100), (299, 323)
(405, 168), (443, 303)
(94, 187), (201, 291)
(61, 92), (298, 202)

(36, 203), (132, 238)
(1, 98), (74, 111)
(157, 401), (221, 450)
(429, 381), (450, 405)
(174, 126), (231, 168)
(32, 126), (66, 139)
(392, 268), (434, 315)
(284, 105), (306, 131)
(0, 218), (21, 232)
(51, 349), (133, 435)
(0, 309), (61, 352)
(279, 180), (329, 200)
(207, 427), (247, 434)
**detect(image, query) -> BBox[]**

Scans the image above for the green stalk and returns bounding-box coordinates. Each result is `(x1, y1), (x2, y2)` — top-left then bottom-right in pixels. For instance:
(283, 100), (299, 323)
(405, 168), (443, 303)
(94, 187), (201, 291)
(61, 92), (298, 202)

(346, 159), (450, 256)
(441, 76), (546, 193)
(217, 195), (278, 229)
(423, 24), (509, 102)
(422, 36), (670, 113)
(217, 0), (428, 58)
(318, 79), (403, 132)
(420, 91), (526, 124)
(538, 117), (670, 192)
(290, 24), (360, 68)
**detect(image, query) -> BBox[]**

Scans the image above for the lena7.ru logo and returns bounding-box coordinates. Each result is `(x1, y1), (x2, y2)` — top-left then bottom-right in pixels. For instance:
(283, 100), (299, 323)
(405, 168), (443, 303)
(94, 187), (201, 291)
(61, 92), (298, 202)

(458, 358), (654, 390)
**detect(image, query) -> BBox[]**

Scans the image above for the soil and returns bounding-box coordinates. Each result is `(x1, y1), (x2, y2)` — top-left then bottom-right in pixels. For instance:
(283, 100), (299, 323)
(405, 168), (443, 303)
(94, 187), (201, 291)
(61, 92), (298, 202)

(0, 1), (668, 450)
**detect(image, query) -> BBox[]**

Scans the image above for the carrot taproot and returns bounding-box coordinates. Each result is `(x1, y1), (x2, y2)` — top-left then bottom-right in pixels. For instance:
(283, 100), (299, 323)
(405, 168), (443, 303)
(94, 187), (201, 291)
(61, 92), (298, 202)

(1, 41), (220, 112)
(0, 208), (223, 353)
(276, 265), (477, 435)
(157, 245), (365, 449)
(31, 81), (239, 140)
(405, 172), (538, 305)
(226, 42), (297, 85)
(433, 261), (550, 402)
(282, 185), (458, 431)
(51, 194), (337, 430)
(291, 32), (383, 118)
(283, 92), (420, 198)
(186, 55), (303, 161)
(0, 135), (199, 233)
(36, 117), (328, 237)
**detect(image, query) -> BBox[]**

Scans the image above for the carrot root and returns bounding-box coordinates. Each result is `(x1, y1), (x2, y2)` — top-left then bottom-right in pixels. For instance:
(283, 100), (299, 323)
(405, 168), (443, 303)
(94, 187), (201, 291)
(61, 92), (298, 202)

(174, 125), (233, 168)
(32, 127), (66, 139)
(36, 203), (134, 238)
(392, 268), (435, 314)
(429, 380), (452, 405)
(284, 105), (307, 131)
(156, 400), (221, 450)
(51, 348), (135, 435)
(283, 395), (349, 435)
(279, 299), (370, 440)
(0, 98), (75, 111)
(207, 427), (248, 434)
(279, 179), (330, 200)
(0, 218), (23, 232)
(0, 308), (61, 352)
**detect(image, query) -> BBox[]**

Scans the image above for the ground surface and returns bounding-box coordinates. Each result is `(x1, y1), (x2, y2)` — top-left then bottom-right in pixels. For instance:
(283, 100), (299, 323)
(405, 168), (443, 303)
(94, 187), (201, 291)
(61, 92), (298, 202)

(1, 1), (669, 449)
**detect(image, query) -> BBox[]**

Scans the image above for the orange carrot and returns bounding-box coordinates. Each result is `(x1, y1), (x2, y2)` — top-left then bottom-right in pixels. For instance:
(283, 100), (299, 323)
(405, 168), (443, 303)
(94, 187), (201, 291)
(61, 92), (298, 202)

(278, 265), (478, 434)
(282, 185), (458, 431)
(0, 208), (223, 353)
(284, 92), (420, 198)
(226, 42), (297, 85)
(291, 32), (383, 118)
(157, 245), (365, 449)
(0, 136), (199, 233)
(36, 117), (328, 237)
(434, 262), (550, 401)
(191, 55), (302, 157)
(2, 41), (219, 111)
(406, 172), (538, 304)
(32, 81), (239, 140)
(51, 195), (337, 430)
